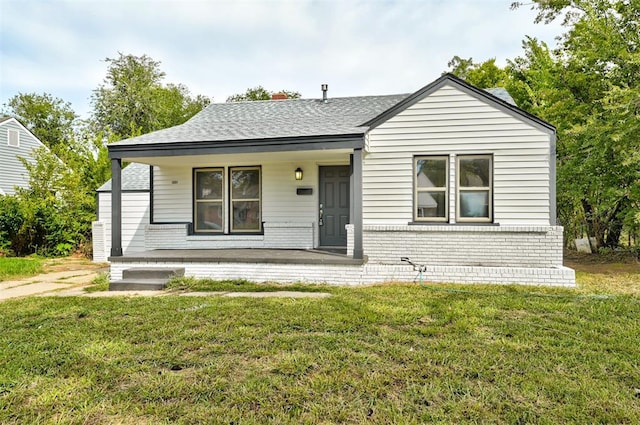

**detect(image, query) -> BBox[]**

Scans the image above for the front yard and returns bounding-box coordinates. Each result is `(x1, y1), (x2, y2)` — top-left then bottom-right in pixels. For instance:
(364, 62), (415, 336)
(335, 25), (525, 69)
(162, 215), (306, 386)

(1, 265), (639, 424)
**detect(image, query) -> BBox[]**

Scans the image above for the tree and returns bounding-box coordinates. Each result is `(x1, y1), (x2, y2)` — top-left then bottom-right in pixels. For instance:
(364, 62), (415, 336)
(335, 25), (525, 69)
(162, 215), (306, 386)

(90, 53), (211, 139)
(505, 0), (640, 248)
(0, 147), (95, 256)
(2, 93), (77, 153)
(226, 86), (301, 102)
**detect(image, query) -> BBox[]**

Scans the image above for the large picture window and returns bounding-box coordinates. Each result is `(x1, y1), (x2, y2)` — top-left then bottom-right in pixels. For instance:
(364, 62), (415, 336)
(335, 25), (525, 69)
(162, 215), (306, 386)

(457, 155), (492, 222)
(414, 156), (448, 221)
(193, 166), (262, 234)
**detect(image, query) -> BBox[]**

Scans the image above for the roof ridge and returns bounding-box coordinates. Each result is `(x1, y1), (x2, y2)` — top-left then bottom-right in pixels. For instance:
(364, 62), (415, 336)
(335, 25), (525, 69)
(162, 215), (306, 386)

(212, 93), (410, 105)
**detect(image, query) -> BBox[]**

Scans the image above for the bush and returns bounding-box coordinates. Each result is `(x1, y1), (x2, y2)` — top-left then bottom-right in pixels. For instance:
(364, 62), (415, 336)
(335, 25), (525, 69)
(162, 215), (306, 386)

(0, 148), (97, 257)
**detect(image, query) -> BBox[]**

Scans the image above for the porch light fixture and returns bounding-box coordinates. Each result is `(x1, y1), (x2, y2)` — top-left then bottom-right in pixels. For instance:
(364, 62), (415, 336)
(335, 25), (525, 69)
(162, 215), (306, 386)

(295, 167), (303, 181)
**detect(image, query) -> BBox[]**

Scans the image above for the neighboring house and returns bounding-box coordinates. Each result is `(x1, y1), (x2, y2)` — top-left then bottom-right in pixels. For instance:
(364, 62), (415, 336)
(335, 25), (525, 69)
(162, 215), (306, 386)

(0, 116), (47, 195)
(92, 162), (151, 262)
(98, 74), (575, 286)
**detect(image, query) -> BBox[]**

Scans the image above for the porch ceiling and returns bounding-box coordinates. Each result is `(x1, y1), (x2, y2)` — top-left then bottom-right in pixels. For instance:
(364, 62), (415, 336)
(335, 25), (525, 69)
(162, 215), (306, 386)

(125, 149), (354, 167)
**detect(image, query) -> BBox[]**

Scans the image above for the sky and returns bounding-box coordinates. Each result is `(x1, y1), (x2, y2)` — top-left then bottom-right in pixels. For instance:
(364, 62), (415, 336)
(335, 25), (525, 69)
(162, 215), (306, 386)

(0, 0), (564, 120)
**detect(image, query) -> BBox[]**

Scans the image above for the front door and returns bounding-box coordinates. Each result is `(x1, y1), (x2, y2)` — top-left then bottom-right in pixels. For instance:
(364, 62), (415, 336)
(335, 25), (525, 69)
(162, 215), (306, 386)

(319, 166), (350, 248)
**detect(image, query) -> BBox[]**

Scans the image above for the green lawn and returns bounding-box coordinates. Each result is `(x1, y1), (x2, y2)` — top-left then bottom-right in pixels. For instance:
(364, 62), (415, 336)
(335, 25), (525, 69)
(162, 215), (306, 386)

(1, 280), (639, 424)
(0, 257), (43, 282)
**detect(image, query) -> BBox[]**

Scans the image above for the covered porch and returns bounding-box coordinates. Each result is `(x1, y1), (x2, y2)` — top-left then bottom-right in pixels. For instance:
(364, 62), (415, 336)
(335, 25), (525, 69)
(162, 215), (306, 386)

(108, 135), (367, 261)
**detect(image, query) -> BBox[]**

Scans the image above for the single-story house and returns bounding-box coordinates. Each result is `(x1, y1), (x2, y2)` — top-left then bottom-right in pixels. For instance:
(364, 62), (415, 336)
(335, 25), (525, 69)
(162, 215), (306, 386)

(95, 73), (575, 286)
(0, 116), (48, 195)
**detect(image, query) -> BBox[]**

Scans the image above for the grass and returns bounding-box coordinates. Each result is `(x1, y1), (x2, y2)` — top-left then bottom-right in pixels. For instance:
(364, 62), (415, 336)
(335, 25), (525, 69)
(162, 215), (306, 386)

(83, 272), (110, 293)
(0, 257), (43, 282)
(1, 278), (639, 423)
(167, 276), (332, 293)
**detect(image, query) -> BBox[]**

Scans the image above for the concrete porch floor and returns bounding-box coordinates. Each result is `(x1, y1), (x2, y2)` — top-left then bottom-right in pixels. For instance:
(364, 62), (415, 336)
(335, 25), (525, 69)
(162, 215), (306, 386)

(109, 248), (366, 265)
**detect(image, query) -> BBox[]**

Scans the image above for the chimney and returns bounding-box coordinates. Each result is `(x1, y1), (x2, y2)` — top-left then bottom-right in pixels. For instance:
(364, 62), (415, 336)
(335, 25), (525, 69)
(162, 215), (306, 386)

(321, 84), (328, 103)
(271, 92), (288, 100)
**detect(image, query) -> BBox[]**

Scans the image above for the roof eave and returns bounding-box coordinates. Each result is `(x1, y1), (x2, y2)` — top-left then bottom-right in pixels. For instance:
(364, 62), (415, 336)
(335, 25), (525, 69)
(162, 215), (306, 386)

(108, 133), (366, 159)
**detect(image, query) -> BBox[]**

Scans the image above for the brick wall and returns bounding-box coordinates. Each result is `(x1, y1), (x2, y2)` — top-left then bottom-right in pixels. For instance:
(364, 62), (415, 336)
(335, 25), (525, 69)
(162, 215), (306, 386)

(145, 222), (314, 250)
(348, 224), (563, 268)
(109, 260), (575, 286)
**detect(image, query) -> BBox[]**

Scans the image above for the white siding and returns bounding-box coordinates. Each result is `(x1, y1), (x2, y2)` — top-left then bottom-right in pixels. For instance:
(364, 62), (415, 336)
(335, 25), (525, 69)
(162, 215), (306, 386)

(95, 191), (150, 259)
(153, 166), (191, 222)
(152, 158), (326, 245)
(0, 119), (46, 195)
(364, 84), (553, 225)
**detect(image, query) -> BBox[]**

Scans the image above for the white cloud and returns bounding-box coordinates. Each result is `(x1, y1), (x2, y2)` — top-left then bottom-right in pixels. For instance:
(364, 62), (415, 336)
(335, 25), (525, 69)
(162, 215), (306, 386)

(0, 0), (564, 118)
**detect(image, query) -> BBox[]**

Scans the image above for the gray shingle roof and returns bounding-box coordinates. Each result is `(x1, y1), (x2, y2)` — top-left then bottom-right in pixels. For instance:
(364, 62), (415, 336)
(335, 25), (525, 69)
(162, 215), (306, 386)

(484, 88), (517, 106)
(98, 162), (150, 191)
(111, 94), (410, 146)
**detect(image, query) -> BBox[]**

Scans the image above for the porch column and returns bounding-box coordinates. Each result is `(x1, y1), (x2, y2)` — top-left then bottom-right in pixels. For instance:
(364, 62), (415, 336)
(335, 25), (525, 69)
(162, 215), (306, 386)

(110, 158), (123, 257)
(351, 148), (363, 260)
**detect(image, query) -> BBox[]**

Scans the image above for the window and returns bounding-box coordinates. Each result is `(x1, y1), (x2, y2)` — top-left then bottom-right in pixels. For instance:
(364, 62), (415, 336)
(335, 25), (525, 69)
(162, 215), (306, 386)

(194, 168), (224, 232)
(414, 156), (448, 221)
(7, 129), (19, 147)
(230, 167), (261, 232)
(457, 155), (492, 222)
(193, 166), (262, 234)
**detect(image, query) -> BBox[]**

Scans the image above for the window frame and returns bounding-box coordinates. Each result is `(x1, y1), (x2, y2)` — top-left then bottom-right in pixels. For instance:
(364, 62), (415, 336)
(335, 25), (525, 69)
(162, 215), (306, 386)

(456, 154), (493, 223)
(192, 166), (263, 235)
(229, 166), (262, 233)
(7, 129), (19, 147)
(193, 168), (225, 233)
(413, 155), (449, 222)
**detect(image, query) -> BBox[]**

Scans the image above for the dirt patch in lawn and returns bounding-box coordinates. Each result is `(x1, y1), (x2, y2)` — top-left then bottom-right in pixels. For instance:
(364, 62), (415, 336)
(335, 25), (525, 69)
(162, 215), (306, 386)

(43, 254), (108, 273)
(564, 250), (640, 274)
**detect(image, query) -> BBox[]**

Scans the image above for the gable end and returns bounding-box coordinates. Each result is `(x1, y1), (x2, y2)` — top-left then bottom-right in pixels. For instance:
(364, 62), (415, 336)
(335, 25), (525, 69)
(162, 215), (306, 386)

(363, 73), (555, 135)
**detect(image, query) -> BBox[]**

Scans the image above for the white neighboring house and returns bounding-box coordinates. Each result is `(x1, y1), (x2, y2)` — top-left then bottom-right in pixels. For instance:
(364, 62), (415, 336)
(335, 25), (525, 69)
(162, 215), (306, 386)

(92, 163), (150, 262)
(0, 116), (47, 195)
(98, 74), (575, 286)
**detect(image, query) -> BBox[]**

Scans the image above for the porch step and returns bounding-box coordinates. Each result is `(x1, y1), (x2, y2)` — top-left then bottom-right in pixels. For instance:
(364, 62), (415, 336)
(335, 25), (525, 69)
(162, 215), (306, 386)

(109, 267), (185, 291)
(122, 267), (185, 280)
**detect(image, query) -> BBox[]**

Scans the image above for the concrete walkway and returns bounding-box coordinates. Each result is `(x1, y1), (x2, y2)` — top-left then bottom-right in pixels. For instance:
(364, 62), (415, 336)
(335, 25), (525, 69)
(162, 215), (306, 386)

(0, 269), (102, 301)
(0, 270), (331, 301)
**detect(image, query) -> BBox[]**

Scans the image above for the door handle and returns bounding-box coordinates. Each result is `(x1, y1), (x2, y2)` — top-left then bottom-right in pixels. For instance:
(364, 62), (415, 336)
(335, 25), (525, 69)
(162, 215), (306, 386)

(319, 204), (324, 226)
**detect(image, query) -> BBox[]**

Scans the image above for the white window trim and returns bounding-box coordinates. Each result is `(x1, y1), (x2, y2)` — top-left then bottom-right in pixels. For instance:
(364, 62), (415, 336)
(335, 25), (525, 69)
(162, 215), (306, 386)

(456, 154), (493, 223)
(414, 155), (449, 222)
(194, 168), (224, 233)
(7, 129), (20, 147)
(230, 166), (262, 233)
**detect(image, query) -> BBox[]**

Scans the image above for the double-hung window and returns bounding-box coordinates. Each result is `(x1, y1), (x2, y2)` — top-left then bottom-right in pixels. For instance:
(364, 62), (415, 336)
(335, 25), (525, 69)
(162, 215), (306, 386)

(194, 168), (224, 232)
(413, 154), (492, 223)
(230, 166), (261, 232)
(414, 156), (448, 221)
(193, 166), (262, 234)
(457, 155), (492, 222)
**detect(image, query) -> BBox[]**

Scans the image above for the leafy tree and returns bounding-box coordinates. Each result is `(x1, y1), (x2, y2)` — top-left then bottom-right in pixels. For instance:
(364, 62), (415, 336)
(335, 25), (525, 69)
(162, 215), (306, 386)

(447, 56), (510, 89)
(226, 86), (301, 102)
(2, 93), (77, 153)
(0, 148), (95, 256)
(91, 53), (211, 139)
